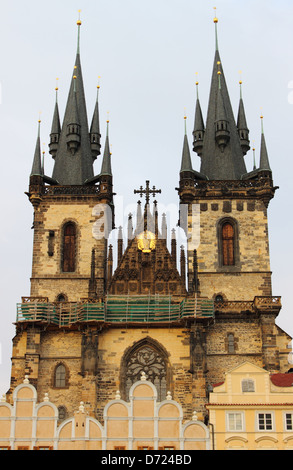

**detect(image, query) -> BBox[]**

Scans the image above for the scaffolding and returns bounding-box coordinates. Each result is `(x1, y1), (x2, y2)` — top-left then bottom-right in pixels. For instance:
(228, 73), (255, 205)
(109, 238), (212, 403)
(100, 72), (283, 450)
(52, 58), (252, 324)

(16, 295), (214, 327)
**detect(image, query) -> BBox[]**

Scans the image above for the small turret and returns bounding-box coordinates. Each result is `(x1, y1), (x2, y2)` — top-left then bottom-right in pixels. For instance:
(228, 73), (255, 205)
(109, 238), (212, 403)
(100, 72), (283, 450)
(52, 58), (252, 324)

(89, 84), (101, 160)
(259, 115), (271, 172)
(66, 73), (81, 155)
(192, 81), (205, 156)
(215, 66), (230, 152)
(49, 82), (61, 159)
(30, 119), (43, 179)
(237, 80), (250, 155)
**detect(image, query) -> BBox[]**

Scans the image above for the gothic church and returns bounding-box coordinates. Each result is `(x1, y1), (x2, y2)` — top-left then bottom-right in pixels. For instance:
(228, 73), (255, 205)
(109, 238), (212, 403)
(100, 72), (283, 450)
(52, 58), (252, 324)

(6, 14), (291, 432)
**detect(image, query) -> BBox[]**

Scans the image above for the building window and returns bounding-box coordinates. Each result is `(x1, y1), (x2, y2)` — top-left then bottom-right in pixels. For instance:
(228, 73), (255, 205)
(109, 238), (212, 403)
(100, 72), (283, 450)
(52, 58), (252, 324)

(57, 293), (67, 302)
(227, 333), (235, 353)
(222, 222), (235, 266)
(55, 364), (66, 388)
(285, 413), (293, 431)
(121, 339), (171, 402)
(62, 222), (76, 272)
(242, 379), (255, 392)
(33, 446), (53, 450)
(58, 405), (67, 421)
(226, 412), (244, 431)
(257, 413), (273, 431)
(218, 218), (239, 269)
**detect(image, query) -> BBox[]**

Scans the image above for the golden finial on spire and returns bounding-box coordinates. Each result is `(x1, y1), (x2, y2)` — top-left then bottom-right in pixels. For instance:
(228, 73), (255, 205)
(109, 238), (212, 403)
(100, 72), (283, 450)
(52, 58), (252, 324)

(77, 9), (82, 26)
(55, 77), (59, 91)
(239, 71), (243, 98)
(184, 109), (187, 135)
(213, 7), (218, 23)
(195, 73), (199, 98)
(239, 70), (243, 85)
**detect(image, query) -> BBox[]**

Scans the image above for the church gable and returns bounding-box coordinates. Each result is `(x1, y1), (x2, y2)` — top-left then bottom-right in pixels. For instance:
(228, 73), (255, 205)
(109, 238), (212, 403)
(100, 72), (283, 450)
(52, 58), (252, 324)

(108, 231), (187, 296)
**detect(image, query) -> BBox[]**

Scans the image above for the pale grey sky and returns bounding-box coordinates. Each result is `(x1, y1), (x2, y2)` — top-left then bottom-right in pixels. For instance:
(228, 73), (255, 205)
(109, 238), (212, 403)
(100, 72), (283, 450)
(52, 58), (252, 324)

(1, 0), (293, 396)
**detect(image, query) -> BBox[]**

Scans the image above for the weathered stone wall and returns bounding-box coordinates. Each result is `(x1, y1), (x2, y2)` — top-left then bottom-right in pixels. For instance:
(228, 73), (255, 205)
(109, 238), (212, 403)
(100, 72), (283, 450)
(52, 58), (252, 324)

(30, 195), (108, 301)
(187, 198), (272, 300)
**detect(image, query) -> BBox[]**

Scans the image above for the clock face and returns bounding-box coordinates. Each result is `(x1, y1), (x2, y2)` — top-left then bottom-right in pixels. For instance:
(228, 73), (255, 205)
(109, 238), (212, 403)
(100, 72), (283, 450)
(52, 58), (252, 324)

(137, 231), (156, 253)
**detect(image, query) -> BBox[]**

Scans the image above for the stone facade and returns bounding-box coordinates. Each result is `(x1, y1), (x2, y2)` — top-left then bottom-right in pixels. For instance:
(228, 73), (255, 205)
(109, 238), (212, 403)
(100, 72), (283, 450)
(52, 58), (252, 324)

(3, 16), (292, 451)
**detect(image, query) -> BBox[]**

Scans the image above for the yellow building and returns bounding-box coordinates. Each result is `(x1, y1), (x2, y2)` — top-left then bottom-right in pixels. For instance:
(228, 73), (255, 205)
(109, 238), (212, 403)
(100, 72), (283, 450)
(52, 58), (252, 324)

(206, 362), (293, 450)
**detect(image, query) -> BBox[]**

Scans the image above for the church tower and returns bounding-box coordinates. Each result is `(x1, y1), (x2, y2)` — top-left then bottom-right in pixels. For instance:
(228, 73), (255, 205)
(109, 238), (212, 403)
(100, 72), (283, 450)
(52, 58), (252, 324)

(6, 13), (291, 433)
(178, 14), (288, 384)
(10, 18), (114, 415)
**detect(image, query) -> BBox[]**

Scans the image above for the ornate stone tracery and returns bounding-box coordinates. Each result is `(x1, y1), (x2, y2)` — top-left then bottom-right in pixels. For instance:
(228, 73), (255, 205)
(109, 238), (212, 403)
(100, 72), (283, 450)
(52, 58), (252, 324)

(121, 339), (171, 401)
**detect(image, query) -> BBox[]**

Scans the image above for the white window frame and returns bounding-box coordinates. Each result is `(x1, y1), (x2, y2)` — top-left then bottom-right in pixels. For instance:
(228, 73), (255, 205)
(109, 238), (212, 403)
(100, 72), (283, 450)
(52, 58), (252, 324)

(256, 412), (274, 431)
(226, 411), (245, 432)
(284, 412), (293, 431)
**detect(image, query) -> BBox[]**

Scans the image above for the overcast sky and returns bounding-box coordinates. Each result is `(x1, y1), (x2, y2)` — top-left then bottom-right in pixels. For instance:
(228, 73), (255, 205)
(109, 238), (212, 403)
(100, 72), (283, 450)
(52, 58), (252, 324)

(0, 0), (293, 396)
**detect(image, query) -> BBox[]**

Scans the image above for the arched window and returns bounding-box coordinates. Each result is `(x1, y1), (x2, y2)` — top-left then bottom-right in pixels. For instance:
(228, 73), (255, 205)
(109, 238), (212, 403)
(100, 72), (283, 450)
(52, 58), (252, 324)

(218, 218), (239, 269)
(121, 339), (171, 401)
(62, 222), (76, 272)
(57, 293), (66, 302)
(55, 364), (66, 388)
(222, 222), (235, 266)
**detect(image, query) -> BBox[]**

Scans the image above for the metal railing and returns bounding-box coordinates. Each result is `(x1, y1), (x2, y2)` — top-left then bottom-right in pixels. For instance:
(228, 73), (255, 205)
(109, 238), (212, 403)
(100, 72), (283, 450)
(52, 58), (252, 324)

(16, 295), (214, 327)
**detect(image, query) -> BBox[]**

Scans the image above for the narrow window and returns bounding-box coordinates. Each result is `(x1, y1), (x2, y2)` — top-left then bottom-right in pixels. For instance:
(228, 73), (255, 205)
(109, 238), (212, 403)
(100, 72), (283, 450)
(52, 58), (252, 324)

(55, 364), (66, 388)
(62, 223), (76, 272)
(222, 222), (235, 266)
(58, 406), (67, 421)
(285, 413), (293, 431)
(227, 333), (235, 353)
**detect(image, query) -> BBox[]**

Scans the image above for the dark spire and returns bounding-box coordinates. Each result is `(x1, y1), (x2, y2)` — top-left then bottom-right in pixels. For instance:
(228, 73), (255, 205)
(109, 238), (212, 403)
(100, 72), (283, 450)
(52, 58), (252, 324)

(89, 84), (101, 160)
(30, 120), (42, 176)
(180, 116), (194, 173)
(66, 73), (81, 155)
(100, 120), (112, 176)
(237, 80), (250, 155)
(51, 17), (94, 185)
(196, 16), (247, 180)
(192, 81), (205, 156)
(215, 66), (230, 151)
(49, 82), (61, 159)
(259, 115), (271, 171)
